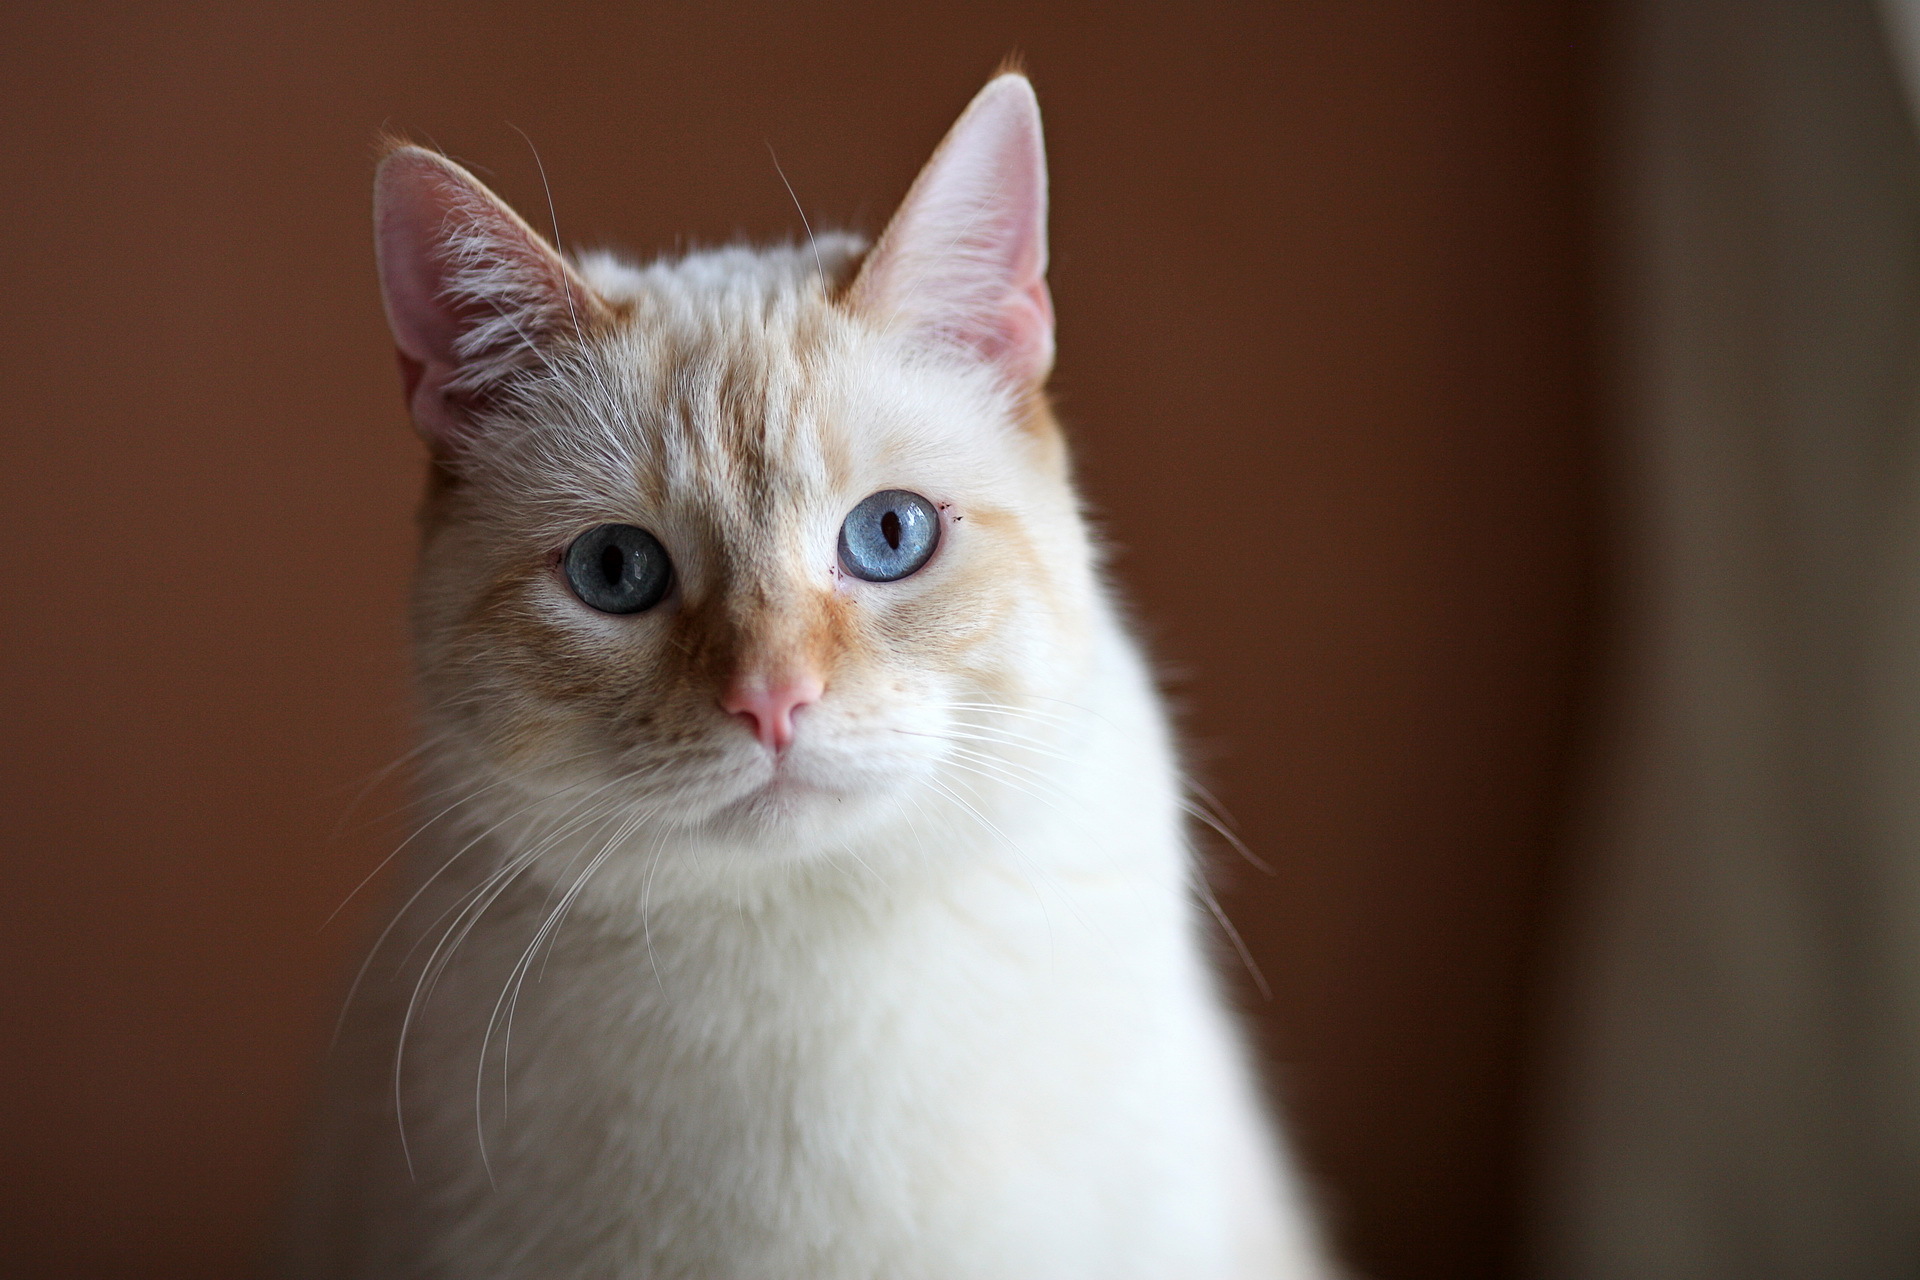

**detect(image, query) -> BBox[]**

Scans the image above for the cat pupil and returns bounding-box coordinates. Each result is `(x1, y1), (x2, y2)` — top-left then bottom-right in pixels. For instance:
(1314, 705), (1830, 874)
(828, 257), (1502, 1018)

(881, 509), (902, 550)
(600, 544), (625, 584)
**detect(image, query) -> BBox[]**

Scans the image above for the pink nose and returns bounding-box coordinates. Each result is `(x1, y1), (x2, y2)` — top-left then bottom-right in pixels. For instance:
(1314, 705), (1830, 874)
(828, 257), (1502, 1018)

(721, 673), (823, 753)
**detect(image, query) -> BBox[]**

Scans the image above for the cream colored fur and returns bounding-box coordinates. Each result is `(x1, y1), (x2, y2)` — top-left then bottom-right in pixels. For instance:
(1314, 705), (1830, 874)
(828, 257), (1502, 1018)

(285, 76), (1329, 1279)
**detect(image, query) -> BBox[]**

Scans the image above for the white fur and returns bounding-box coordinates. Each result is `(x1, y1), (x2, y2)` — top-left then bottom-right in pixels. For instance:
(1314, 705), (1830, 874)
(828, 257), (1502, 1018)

(287, 78), (1330, 1280)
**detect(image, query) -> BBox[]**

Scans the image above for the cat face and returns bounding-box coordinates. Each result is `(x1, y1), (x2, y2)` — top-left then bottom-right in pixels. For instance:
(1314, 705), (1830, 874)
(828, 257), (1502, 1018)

(378, 77), (1095, 866)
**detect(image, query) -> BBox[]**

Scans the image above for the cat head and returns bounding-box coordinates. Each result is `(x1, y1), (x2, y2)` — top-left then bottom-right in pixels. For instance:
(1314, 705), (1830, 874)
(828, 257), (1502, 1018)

(374, 75), (1101, 876)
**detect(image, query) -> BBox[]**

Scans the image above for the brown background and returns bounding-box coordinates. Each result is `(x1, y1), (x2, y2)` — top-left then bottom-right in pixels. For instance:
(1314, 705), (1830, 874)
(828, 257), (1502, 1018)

(0, 4), (1592, 1277)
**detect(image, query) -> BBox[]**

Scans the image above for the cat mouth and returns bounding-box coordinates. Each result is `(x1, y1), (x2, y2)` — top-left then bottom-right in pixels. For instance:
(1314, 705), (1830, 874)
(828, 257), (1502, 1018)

(697, 734), (915, 830)
(723, 754), (831, 810)
(756, 765), (816, 796)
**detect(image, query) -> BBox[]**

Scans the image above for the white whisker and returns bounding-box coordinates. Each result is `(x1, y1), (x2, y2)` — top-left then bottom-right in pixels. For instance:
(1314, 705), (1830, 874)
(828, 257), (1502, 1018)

(478, 801), (653, 1175)
(1193, 874), (1271, 1002)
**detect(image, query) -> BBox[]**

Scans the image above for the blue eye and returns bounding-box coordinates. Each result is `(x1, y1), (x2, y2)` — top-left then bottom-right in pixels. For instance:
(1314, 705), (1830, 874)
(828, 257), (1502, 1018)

(564, 524), (672, 614)
(838, 490), (940, 583)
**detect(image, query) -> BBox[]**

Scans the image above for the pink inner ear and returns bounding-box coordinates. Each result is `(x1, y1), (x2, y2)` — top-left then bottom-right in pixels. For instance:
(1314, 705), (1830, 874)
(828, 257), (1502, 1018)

(377, 172), (460, 368)
(849, 75), (1055, 389)
(372, 147), (589, 452)
(981, 274), (1055, 379)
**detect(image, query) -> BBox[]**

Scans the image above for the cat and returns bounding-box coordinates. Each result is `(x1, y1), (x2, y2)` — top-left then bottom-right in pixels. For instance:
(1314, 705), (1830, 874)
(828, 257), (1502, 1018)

(284, 73), (1330, 1279)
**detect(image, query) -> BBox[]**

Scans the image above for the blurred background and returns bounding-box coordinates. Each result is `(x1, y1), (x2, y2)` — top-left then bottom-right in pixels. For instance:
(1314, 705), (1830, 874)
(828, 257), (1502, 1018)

(8, 2), (1918, 1277)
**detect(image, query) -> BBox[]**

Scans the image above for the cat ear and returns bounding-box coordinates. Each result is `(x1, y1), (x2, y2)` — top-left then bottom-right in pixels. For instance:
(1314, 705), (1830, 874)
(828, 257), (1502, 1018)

(373, 144), (608, 452)
(847, 74), (1054, 389)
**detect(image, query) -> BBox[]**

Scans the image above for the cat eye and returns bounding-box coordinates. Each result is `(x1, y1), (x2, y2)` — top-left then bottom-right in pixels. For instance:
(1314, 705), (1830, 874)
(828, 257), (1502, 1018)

(563, 524), (672, 615)
(838, 490), (940, 583)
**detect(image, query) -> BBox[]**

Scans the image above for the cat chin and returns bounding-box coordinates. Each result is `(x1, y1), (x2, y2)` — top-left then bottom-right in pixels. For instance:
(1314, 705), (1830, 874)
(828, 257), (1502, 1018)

(693, 765), (914, 849)
(674, 729), (939, 818)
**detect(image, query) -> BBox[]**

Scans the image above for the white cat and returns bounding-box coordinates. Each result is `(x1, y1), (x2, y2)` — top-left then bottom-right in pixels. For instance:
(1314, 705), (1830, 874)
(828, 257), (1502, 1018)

(285, 74), (1330, 1279)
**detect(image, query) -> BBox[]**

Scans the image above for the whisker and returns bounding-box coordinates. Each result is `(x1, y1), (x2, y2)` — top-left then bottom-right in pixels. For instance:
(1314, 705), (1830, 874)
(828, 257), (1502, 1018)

(1179, 796), (1275, 877)
(917, 771), (1121, 959)
(395, 757), (678, 977)
(325, 737), (435, 842)
(479, 801), (652, 1175)
(894, 726), (1073, 763)
(322, 745), (606, 931)
(408, 781), (635, 998)
(1193, 873), (1271, 1001)
(920, 774), (1073, 960)
(332, 767), (616, 1046)
(508, 122), (580, 335)
(390, 773), (646, 1176)
(767, 142), (825, 283)
(928, 700), (1082, 725)
(939, 748), (1079, 814)
(640, 824), (673, 996)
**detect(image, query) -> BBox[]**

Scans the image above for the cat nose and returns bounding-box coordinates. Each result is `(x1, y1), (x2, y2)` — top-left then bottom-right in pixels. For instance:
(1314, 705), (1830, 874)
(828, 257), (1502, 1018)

(721, 672), (824, 753)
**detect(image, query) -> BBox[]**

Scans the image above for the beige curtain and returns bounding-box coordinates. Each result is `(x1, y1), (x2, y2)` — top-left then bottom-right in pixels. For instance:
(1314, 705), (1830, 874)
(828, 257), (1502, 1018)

(1534, 1), (1920, 1275)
